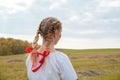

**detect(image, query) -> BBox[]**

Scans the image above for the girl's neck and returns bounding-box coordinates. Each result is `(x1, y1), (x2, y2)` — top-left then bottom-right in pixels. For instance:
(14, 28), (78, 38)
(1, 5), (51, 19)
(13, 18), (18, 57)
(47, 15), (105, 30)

(38, 42), (55, 53)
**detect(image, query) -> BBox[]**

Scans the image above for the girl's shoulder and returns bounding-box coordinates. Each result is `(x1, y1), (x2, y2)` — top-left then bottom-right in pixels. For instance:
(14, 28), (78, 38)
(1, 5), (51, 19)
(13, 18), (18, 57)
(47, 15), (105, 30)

(52, 51), (78, 80)
(51, 50), (70, 64)
(52, 50), (68, 59)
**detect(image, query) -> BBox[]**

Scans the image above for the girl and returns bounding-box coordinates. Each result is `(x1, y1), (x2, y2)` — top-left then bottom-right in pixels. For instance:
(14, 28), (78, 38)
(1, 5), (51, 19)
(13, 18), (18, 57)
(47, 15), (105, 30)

(25, 17), (78, 80)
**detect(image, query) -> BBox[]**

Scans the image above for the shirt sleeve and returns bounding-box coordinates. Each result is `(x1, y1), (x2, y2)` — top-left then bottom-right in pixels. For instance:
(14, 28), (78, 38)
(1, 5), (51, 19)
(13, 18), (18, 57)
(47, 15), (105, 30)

(56, 53), (78, 80)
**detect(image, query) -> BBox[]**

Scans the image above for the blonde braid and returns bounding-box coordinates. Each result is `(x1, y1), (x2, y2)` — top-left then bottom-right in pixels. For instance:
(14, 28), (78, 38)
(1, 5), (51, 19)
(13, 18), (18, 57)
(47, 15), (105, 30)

(45, 20), (61, 49)
(31, 28), (40, 63)
(29, 17), (61, 65)
(32, 29), (40, 48)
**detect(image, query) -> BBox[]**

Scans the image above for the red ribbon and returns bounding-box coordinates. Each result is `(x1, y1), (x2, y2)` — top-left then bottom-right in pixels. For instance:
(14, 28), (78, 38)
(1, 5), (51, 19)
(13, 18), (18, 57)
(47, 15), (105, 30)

(25, 47), (50, 72)
(25, 46), (33, 53)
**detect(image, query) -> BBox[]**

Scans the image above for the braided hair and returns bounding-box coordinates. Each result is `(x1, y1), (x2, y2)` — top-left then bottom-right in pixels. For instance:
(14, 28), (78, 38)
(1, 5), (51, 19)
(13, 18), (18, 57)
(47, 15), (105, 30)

(31, 17), (61, 63)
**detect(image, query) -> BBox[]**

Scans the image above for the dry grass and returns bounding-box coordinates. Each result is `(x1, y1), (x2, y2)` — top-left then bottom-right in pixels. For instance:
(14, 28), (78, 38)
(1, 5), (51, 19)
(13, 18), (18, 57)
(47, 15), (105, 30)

(0, 49), (120, 80)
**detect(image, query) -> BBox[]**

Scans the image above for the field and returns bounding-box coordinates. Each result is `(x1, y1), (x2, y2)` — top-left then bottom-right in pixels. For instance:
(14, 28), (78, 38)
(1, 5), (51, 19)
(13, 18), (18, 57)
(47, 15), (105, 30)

(0, 49), (120, 80)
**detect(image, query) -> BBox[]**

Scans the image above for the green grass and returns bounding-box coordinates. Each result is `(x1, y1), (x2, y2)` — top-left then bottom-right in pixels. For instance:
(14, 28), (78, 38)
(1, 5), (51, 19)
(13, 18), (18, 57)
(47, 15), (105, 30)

(0, 54), (27, 80)
(0, 49), (120, 80)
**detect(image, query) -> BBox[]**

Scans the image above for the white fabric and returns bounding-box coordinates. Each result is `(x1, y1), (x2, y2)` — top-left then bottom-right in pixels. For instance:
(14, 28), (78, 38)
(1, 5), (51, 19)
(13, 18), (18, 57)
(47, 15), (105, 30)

(26, 51), (78, 80)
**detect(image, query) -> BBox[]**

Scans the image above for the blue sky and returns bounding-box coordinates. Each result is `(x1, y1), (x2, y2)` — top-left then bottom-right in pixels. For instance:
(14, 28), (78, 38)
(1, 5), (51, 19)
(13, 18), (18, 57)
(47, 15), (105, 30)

(0, 0), (120, 49)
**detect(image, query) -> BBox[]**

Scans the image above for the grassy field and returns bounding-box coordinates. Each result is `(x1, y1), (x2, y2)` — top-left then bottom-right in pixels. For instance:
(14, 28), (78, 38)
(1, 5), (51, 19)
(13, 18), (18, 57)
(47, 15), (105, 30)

(0, 49), (120, 80)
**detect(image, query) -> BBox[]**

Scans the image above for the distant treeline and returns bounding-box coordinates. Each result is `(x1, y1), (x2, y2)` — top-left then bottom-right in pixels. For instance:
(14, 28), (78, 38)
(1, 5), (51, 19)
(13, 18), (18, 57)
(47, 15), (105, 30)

(0, 37), (31, 56)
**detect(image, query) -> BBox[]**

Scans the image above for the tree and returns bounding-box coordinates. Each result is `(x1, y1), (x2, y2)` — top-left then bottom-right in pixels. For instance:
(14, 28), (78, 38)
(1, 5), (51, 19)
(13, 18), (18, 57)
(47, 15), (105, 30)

(0, 37), (31, 56)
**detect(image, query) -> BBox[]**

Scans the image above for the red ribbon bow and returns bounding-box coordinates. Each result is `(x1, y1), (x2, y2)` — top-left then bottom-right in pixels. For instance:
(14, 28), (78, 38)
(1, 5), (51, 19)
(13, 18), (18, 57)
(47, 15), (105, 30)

(25, 46), (50, 72)
(25, 46), (33, 53)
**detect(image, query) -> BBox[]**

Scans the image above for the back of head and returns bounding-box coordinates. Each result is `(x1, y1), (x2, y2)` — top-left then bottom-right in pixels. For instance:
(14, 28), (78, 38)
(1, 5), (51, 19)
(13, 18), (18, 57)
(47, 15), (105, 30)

(32, 17), (62, 49)
(31, 17), (62, 63)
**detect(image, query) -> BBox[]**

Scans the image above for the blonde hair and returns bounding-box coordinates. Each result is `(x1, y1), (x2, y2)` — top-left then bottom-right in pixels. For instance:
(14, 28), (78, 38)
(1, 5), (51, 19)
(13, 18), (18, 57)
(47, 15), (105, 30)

(31, 17), (61, 63)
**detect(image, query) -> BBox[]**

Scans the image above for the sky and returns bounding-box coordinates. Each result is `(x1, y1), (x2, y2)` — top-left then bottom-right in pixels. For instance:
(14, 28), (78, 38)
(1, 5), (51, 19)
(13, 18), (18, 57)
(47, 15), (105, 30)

(0, 0), (120, 49)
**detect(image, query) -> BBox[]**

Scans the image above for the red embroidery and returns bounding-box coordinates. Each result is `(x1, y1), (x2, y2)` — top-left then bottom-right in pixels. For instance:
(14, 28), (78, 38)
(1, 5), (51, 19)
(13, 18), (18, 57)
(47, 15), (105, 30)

(25, 47), (50, 72)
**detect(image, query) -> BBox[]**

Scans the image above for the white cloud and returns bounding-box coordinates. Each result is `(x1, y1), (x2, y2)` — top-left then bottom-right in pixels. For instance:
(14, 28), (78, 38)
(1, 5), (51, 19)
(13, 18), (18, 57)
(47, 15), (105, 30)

(0, 0), (120, 49)
(79, 0), (120, 24)
(0, 0), (34, 14)
(99, 0), (120, 8)
(97, 18), (120, 23)
(78, 30), (106, 34)
(49, 2), (59, 10)
(79, 12), (95, 23)
(64, 28), (110, 35)
(49, 0), (67, 10)
(95, 0), (120, 14)
(69, 15), (79, 22)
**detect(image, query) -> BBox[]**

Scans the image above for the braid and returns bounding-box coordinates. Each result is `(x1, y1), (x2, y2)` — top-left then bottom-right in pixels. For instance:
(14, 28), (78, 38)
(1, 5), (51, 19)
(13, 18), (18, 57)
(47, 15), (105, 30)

(32, 17), (61, 50)
(45, 20), (61, 49)
(30, 17), (61, 65)
(32, 29), (40, 48)
(39, 18), (50, 36)
(31, 28), (40, 63)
